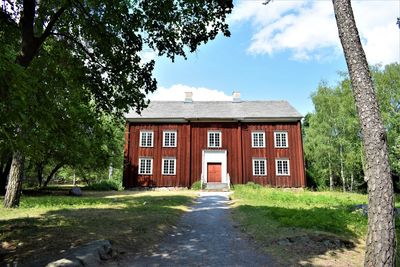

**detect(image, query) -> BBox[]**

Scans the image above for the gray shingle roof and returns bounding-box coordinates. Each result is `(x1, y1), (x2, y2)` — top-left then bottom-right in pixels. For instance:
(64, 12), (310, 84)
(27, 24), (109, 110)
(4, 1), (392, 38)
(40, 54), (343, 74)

(125, 101), (302, 121)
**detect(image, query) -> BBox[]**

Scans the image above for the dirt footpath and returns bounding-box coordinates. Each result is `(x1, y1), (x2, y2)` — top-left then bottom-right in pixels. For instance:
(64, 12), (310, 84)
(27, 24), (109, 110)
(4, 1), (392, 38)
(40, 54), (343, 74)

(111, 192), (276, 267)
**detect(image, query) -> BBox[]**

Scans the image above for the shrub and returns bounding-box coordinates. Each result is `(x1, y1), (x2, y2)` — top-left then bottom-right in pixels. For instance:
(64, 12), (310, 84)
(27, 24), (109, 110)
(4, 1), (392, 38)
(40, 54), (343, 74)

(191, 181), (202, 190)
(84, 180), (123, 191)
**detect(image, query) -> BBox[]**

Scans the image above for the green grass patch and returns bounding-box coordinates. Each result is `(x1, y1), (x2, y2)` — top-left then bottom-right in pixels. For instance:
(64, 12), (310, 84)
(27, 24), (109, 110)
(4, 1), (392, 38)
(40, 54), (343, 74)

(0, 190), (195, 266)
(231, 184), (400, 265)
(232, 184), (368, 237)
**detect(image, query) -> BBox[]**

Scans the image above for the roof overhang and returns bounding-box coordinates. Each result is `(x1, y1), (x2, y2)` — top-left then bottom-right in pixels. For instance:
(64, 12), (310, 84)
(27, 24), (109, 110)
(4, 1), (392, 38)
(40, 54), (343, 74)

(125, 116), (302, 123)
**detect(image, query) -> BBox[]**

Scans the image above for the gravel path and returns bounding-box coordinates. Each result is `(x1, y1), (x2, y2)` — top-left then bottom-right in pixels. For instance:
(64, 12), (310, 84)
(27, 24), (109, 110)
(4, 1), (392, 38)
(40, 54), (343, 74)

(114, 192), (275, 267)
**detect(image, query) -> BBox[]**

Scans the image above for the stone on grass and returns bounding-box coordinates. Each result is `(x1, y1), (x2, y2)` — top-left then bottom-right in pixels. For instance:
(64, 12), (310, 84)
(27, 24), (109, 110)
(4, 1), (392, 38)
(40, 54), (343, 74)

(46, 240), (114, 267)
(69, 187), (82, 196)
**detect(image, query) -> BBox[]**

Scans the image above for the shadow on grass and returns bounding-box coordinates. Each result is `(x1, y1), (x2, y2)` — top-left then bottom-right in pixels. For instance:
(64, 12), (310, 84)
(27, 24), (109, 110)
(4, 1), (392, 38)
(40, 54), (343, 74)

(231, 204), (367, 265)
(0, 195), (192, 267)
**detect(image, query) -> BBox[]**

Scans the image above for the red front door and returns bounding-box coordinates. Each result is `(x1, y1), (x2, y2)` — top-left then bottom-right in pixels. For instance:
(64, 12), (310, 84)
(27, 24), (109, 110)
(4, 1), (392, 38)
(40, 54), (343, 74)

(207, 163), (222, 182)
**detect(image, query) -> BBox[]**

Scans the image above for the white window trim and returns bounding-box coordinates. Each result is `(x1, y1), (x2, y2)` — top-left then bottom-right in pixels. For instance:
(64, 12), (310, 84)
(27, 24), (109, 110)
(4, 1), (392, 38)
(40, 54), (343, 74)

(208, 131), (222, 148)
(275, 158), (290, 176)
(251, 131), (266, 148)
(138, 157), (153, 175)
(252, 158), (267, 176)
(162, 157), (176, 175)
(139, 130), (154, 147)
(274, 131), (289, 148)
(163, 131), (177, 147)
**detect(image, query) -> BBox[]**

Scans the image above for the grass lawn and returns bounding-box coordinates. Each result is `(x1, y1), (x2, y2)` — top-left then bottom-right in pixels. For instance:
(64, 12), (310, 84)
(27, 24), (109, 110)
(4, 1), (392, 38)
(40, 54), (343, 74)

(231, 184), (400, 266)
(0, 189), (196, 266)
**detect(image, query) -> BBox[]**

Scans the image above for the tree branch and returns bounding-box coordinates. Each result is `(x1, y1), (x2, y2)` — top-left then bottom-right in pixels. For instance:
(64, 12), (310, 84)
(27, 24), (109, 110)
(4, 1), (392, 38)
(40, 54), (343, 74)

(39, 6), (66, 43)
(50, 31), (108, 70)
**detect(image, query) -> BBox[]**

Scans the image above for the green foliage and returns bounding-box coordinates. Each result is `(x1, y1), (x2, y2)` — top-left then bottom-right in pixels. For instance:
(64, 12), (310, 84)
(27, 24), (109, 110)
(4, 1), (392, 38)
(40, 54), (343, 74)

(84, 179), (123, 191)
(0, 0), (233, 193)
(191, 181), (202, 190)
(304, 63), (400, 191)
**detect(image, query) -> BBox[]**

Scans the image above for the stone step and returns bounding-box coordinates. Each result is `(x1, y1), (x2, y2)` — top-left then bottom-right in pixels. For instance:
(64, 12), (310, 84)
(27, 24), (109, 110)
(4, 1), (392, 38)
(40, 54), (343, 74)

(204, 183), (230, 191)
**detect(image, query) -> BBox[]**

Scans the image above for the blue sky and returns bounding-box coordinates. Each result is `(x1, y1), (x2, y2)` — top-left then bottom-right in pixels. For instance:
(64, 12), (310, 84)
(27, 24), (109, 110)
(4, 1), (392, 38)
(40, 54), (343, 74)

(146, 0), (400, 116)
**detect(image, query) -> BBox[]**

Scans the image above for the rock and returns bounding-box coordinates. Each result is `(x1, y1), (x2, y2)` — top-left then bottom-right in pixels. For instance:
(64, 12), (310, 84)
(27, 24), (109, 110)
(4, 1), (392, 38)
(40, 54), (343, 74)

(46, 240), (114, 267)
(69, 187), (82, 197)
(350, 204), (368, 216)
(47, 259), (81, 267)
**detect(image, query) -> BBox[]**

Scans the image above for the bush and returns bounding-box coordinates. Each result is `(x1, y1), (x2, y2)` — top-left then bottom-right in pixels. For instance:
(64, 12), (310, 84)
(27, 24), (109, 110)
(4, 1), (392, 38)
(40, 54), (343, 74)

(84, 180), (123, 191)
(191, 181), (202, 190)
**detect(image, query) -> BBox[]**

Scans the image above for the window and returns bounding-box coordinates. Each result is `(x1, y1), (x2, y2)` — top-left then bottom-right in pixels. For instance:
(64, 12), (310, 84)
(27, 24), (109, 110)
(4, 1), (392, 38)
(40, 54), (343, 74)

(276, 159), (290, 175)
(274, 131), (288, 148)
(252, 132), (265, 148)
(162, 158), (176, 175)
(140, 131), (153, 147)
(208, 131), (221, 148)
(253, 158), (267, 176)
(163, 131), (177, 147)
(138, 158), (152, 175)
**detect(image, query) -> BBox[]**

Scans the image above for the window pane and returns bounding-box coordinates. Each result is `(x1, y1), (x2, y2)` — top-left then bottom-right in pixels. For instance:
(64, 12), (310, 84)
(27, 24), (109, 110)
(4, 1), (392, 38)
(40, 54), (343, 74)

(215, 133), (220, 147)
(170, 160), (175, 174)
(282, 133), (287, 147)
(260, 161), (265, 175)
(170, 133), (175, 146)
(276, 133), (281, 147)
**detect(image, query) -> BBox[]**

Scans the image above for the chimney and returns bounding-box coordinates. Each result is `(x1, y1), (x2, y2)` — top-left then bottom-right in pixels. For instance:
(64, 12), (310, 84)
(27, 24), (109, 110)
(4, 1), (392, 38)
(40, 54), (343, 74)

(232, 91), (241, 102)
(184, 91), (193, 103)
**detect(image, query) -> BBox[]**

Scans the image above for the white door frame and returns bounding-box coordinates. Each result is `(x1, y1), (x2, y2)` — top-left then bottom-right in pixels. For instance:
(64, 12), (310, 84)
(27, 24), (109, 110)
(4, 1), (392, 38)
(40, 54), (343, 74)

(202, 150), (227, 183)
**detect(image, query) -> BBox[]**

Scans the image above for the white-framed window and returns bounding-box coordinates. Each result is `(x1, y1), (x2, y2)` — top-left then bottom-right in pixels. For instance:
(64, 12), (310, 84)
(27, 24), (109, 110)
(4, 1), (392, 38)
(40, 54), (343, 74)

(252, 132), (265, 148)
(140, 130), (153, 147)
(276, 159), (290, 176)
(253, 158), (267, 176)
(163, 131), (177, 147)
(208, 131), (221, 148)
(138, 157), (153, 175)
(274, 131), (288, 148)
(162, 158), (176, 175)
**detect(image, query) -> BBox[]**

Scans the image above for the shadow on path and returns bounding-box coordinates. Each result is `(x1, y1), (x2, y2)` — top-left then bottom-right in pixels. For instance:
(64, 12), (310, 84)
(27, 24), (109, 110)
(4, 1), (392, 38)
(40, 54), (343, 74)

(119, 192), (276, 267)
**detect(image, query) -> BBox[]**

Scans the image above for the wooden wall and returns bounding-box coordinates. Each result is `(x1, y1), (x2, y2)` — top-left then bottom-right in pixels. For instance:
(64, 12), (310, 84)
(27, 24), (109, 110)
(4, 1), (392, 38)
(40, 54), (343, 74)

(190, 122), (242, 184)
(123, 121), (305, 188)
(241, 122), (305, 187)
(123, 123), (190, 187)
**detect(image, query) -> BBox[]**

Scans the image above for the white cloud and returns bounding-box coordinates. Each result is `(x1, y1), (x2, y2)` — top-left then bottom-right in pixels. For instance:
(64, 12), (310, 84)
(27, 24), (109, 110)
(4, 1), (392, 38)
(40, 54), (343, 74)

(231, 0), (400, 64)
(148, 84), (232, 101)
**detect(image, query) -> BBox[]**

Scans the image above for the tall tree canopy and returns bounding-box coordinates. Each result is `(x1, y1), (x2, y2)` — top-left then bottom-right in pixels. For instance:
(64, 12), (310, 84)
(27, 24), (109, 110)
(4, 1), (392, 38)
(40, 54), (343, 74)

(304, 64), (400, 192)
(0, 0), (233, 207)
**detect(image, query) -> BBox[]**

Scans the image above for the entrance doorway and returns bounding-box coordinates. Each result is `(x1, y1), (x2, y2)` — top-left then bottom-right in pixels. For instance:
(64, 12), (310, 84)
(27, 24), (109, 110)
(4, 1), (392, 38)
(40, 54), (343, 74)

(207, 163), (222, 182)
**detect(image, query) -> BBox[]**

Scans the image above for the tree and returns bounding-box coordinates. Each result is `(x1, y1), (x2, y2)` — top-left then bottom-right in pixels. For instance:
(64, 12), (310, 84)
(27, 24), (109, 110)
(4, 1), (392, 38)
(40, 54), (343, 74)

(1, 0), (233, 207)
(332, 0), (395, 265)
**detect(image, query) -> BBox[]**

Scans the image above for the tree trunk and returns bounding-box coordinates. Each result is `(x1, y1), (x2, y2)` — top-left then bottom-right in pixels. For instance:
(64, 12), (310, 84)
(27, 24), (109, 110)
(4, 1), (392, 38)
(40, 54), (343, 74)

(350, 172), (354, 192)
(333, 0), (396, 265)
(3, 151), (25, 208)
(43, 163), (63, 188)
(340, 144), (346, 192)
(0, 157), (12, 196)
(36, 162), (44, 187)
(328, 153), (334, 191)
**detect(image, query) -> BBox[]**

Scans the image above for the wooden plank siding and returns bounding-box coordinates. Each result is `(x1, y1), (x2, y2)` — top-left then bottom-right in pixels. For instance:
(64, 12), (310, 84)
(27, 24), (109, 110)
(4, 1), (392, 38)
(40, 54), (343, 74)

(190, 122), (242, 185)
(241, 122), (305, 187)
(123, 121), (306, 188)
(123, 123), (190, 187)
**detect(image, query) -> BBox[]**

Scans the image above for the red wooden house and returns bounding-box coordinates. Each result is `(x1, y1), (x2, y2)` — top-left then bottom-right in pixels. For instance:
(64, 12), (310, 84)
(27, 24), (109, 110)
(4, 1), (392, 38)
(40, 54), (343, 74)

(124, 92), (305, 188)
